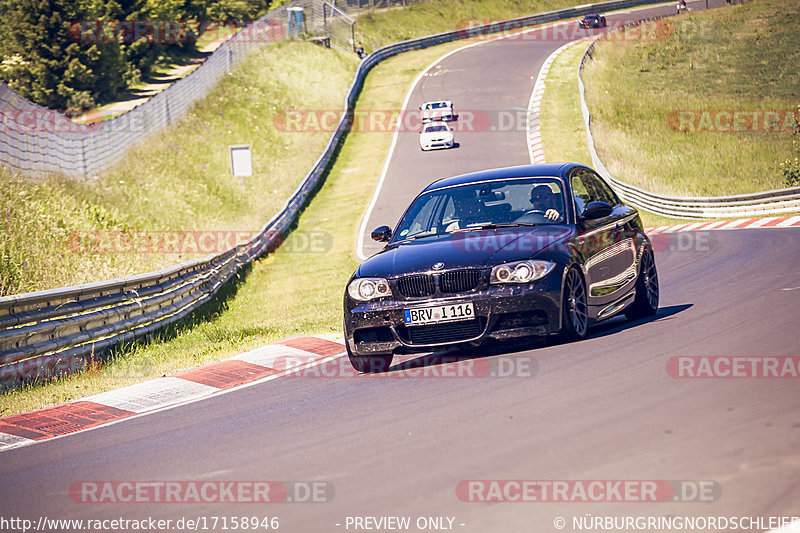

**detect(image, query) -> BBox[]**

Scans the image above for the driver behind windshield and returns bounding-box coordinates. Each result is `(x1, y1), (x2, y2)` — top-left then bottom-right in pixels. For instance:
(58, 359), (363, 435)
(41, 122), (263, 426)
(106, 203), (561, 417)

(529, 184), (563, 222)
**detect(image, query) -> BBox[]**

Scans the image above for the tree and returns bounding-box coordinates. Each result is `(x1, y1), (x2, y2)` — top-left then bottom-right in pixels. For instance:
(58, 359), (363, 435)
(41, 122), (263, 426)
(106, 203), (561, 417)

(0, 0), (275, 113)
(0, 0), (127, 113)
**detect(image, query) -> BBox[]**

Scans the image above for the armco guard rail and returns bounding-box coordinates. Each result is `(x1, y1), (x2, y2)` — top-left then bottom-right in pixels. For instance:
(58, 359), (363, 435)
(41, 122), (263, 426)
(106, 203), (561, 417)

(0, 0), (677, 385)
(578, 31), (800, 219)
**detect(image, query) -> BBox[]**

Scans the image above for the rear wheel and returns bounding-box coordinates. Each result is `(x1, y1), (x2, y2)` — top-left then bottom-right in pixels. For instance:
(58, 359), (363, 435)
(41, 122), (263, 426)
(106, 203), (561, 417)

(559, 267), (589, 341)
(626, 248), (659, 320)
(346, 341), (393, 373)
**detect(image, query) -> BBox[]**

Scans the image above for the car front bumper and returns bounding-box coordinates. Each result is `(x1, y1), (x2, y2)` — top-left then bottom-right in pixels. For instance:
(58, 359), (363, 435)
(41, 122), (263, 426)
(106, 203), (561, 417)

(420, 138), (454, 150)
(344, 270), (564, 356)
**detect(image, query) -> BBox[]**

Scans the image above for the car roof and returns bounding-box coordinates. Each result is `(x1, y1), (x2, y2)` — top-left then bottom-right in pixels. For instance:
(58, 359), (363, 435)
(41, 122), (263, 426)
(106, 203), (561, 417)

(423, 163), (581, 192)
(422, 100), (452, 106)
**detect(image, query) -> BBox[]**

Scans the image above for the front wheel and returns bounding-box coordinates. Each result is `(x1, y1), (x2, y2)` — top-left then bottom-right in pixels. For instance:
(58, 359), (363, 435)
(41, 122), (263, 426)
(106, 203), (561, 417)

(559, 267), (589, 341)
(346, 341), (393, 373)
(626, 248), (659, 320)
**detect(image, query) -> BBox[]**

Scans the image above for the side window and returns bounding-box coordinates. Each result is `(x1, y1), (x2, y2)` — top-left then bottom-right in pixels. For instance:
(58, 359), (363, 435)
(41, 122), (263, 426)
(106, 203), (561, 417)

(570, 172), (591, 217)
(586, 171), (619, 206)
(571, 168), (617, 216)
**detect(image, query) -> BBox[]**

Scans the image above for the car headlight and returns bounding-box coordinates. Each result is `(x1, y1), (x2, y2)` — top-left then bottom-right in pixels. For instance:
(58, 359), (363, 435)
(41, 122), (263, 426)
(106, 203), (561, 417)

(490, 260), (555, 284)
(347, 277), (392, 301)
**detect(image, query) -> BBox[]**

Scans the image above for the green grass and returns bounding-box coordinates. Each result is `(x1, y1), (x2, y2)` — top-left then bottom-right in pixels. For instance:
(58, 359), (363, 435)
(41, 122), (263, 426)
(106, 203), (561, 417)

(0, 40), (471, 416)
(0, 41), (357, 296)
(354, 0), (590, 52)
(538, 38), (697, 228)
(581, 0), (800, 197)
(0, 0), (612, 298)
(539, 40), (594, 166)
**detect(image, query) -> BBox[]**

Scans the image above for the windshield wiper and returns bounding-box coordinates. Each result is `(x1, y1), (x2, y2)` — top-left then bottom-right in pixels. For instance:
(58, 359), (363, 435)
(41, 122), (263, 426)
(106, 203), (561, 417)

(452, 222), (537, 232)
(399, 231), (440, 242)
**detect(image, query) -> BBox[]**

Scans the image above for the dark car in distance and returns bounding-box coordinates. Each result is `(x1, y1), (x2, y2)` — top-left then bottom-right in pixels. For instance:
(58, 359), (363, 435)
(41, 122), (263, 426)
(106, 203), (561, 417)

(579, 13), (607, 28)
(343, 164), (659, 372)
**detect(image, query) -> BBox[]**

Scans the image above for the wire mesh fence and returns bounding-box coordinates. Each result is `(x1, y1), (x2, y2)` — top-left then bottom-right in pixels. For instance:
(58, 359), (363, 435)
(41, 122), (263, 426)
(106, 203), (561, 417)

(324, 1), (357, 53)
(0, 0), (354, 177)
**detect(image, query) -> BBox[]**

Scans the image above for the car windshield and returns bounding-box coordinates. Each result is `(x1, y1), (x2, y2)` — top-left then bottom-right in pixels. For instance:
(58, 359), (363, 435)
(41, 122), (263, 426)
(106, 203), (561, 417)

(393, 177), (566, 241)
(425, 102), (448, 109)
(424, 124), (448, 132)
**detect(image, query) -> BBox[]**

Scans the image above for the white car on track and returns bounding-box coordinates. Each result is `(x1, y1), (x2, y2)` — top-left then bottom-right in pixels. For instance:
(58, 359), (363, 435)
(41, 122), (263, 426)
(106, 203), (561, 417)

(420, 100), (455, 122)
(419, 121), (455, 151)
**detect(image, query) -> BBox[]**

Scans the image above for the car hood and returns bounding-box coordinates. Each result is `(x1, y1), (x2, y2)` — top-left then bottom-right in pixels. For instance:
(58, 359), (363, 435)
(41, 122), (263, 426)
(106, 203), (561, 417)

(357, 226), (573, 277)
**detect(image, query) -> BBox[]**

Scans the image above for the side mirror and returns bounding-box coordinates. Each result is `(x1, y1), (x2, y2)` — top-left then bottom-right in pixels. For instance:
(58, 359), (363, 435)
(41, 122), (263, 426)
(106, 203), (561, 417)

(371, 225), (392, 242)
(581, 201), (613, 221)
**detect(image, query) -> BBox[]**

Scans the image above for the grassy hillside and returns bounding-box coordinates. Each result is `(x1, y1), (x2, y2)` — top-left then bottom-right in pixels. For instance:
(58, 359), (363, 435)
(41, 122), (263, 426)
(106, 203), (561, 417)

(1, 0), (605, 297)
(582, 0), (799, 196)
(0, 41), (357, 296)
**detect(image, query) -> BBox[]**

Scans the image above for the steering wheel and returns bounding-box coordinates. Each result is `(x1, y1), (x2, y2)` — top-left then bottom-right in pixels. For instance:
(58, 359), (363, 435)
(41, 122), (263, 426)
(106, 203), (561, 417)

(519, 209), (562, 224)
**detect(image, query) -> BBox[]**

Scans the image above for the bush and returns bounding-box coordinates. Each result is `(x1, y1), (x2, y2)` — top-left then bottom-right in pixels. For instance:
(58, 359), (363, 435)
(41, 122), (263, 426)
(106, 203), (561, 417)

(0, 0), (274, 112)
(781, 106), (800, 187)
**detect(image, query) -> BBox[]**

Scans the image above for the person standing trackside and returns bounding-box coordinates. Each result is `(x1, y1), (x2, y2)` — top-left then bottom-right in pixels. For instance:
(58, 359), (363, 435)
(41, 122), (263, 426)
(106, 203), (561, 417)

(356, 43), (365, 59)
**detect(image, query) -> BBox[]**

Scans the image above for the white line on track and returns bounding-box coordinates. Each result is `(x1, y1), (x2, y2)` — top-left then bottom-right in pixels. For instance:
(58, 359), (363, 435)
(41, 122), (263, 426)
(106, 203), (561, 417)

(526, 38), (592, 164)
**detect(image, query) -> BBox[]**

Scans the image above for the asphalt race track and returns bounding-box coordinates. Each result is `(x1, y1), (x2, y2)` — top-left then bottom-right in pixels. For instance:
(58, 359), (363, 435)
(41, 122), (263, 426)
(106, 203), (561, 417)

(359, 0), (728, 258)
(1, 1), (799, 532)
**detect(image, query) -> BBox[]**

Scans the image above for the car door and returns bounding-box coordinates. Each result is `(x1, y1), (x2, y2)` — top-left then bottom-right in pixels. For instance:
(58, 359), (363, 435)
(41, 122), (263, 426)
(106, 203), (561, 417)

(569, 168), (637, 317)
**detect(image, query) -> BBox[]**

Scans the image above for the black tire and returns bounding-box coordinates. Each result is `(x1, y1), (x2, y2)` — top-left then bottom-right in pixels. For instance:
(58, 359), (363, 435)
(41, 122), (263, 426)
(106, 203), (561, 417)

(559, 267), (589, 341)
(346, 341), (393, 373)
(626, 247), (659, 320)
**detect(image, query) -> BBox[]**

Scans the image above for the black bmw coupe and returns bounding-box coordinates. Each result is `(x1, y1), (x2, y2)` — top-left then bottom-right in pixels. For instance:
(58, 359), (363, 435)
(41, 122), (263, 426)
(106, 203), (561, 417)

(578, 13), (607, 28)
(344, 164), (659, 372)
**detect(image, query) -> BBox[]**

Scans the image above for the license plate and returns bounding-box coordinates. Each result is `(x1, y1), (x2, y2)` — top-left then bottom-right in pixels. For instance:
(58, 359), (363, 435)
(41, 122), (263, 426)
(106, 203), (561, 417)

(404, 303), (475, 326)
